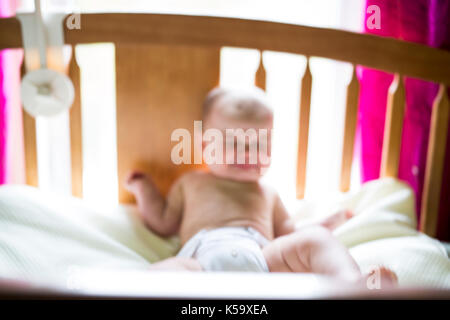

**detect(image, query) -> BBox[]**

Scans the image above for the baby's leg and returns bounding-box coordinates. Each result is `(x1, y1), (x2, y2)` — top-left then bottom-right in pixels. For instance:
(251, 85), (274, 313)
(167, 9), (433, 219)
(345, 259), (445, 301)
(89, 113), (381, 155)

(263, 225), (361, 283)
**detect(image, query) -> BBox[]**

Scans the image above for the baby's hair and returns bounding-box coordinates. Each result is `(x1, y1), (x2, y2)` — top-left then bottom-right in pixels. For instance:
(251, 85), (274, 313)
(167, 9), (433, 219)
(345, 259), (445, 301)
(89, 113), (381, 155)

(202, 87), (273, 122)
(203, 87), (227, 119)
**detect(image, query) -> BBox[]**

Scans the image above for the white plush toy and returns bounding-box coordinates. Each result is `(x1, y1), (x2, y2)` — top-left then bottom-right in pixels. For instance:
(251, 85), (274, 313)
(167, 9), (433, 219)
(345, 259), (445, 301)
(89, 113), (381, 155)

(20, 68), (74, 117)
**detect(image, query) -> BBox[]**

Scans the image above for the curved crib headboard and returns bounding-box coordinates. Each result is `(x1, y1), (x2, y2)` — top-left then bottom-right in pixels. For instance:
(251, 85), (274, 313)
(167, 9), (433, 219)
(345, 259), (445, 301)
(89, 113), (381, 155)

(0, 13), (449, 237)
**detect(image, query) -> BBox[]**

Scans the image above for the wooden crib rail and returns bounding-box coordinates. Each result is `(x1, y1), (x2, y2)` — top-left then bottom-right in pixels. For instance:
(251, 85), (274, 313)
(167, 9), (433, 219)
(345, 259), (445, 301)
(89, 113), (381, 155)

(1, 13), (449, 237)
(1, 14), (450, 84)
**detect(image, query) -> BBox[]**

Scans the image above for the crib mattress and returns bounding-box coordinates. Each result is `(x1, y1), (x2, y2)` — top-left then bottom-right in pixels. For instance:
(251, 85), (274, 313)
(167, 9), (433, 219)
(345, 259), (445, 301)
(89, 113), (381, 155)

(0, 178), (448, 297)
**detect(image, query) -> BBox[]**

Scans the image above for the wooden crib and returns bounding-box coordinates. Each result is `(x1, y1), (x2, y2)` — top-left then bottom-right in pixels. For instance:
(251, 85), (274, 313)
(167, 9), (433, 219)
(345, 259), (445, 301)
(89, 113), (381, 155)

(0, 13), (449, 238)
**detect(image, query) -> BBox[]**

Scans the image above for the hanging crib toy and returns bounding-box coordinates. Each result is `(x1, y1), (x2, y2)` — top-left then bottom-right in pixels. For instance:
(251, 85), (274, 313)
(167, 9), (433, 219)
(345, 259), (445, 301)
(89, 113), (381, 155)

(19, 0), (74, 117)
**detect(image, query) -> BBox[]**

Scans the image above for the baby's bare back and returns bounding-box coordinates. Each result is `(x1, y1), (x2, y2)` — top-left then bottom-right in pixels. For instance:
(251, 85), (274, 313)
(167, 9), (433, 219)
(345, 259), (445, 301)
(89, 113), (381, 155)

(178, 171), (276, 245)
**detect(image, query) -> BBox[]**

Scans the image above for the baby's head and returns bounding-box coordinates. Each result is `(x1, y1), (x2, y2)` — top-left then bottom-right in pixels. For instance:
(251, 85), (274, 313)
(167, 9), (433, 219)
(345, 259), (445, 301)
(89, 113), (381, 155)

(202, 87), (273, 182)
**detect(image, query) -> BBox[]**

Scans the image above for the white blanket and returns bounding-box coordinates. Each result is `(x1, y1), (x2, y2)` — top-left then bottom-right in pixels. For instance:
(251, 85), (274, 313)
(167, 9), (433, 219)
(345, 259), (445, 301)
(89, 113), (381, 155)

(292, 178), (449, 288)
(0, 178), (448, 289)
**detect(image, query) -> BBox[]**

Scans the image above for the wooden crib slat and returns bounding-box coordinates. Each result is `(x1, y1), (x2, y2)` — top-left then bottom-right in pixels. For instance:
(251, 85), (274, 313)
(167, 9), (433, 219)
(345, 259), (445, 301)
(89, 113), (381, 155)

(20, 62), (38, 187)
(68, 49), (83, 198)
(420, 84), (449, 237)
(22, 113), (38, 187)
(254, 51), (266, 91)
(296, 59), (312, 199)
(380, 74), (406, 178)
(339, 67), (360, 192)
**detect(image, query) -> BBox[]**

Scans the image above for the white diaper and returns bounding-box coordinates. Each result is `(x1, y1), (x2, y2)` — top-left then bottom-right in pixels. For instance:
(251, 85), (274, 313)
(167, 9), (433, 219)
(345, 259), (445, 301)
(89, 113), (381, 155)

(177, 227), (270, 272)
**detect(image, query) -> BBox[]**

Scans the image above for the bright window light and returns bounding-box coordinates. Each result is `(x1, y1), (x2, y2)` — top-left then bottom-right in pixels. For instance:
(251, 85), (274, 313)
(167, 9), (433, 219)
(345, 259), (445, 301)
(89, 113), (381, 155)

(76, 43), (118, 209)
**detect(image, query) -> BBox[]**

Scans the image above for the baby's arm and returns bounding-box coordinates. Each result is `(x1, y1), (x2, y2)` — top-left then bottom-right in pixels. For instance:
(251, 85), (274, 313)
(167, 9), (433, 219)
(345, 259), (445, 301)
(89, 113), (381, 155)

(273, 194), (296, 237)
(125, 172), (183, 237)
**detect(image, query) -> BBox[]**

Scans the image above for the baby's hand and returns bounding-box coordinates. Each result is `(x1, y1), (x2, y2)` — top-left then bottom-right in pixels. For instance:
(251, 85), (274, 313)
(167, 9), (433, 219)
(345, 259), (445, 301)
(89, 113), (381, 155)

(124, 171), (149, 193)
(320, 209), (353, 230)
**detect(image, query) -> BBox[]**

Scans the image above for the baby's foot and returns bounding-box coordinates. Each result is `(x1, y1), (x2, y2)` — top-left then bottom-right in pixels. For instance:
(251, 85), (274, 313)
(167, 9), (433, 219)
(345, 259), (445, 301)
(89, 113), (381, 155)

(364, 266), (398, 290)
(320, 209), (353, 230)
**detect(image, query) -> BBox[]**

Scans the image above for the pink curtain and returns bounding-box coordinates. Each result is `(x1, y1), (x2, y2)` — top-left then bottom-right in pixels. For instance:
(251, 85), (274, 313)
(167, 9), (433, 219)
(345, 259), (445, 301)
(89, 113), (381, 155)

(359, 0), (450, 240)
(0, 0), (24, 185)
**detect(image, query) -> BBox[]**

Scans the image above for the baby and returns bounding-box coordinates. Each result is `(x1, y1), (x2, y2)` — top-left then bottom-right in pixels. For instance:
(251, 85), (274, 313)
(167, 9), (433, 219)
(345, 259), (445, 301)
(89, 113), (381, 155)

(126, 87), (393, 284)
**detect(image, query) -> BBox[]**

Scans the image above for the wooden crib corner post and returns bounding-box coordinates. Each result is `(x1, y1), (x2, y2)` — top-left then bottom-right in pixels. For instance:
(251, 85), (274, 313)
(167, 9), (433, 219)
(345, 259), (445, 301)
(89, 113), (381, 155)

(380, 73), (406, 178)
(254, 51), (266, 91)
(339, 66), (360, 192)
(296, 57), (312, 199)
(420, 84), (449, 237)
